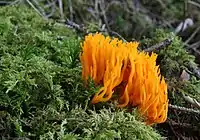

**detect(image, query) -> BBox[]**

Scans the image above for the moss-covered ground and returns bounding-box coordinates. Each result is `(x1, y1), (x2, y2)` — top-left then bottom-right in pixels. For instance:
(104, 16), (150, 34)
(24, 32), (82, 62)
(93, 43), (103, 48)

(0, 3), (200, 140)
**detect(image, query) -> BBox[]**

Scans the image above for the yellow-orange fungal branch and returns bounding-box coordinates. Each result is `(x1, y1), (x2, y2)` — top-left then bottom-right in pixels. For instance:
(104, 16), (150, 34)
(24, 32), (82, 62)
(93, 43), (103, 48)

(80, 32), (168, 125)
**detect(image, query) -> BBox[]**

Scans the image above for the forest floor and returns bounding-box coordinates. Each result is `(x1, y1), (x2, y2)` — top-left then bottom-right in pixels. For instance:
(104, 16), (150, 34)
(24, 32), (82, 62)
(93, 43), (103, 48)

(0, 1), (200, 140)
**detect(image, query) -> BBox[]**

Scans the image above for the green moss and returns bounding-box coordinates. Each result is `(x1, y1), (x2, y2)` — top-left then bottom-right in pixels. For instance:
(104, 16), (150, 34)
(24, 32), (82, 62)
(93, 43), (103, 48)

(38, 107), (162, 140)
(140, 28), (200, 139)
(179, 76), (200, 101)
(0, 5), (161, 139)
(142, 29), (195, 78)
(141, 28), (200, 108)
(0, 4), (86, 139)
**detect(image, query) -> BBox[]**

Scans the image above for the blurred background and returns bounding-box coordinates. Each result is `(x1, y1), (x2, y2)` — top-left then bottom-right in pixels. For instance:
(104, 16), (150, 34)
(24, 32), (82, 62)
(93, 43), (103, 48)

(1, 0), (199, 44)
(2, 0), (200, 61)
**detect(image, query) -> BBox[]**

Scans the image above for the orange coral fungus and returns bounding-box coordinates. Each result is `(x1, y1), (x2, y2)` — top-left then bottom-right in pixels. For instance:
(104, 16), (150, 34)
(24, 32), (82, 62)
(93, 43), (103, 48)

(80, 32), (168, 125)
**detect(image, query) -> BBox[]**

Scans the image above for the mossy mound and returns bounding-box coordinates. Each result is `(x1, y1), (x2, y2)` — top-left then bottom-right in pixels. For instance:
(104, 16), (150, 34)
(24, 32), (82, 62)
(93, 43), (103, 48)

(142, 29), (200, 105)
(0, 5), (162, 140)
(141, 29), (200, 138)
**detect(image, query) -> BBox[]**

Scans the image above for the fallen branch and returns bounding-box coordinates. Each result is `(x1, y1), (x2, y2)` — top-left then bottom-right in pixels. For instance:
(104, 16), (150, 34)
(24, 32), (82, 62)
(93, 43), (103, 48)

(108, 30), (127, 42)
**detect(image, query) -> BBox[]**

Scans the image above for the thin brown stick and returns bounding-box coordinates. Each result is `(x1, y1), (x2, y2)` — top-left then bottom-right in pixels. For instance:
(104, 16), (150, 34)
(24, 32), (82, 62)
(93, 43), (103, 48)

(143, 38), (173, 52)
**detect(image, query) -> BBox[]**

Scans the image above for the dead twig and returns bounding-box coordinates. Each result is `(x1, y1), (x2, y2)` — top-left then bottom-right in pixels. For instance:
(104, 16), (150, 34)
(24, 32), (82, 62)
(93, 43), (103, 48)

(184, 26), (200, 45)
(44, 0), (55, 8)
(0, 0), (11, 5)
(187, 61), (200, 79)
(181, 93), (200, 109)
(58, 0), (64, 20)
(143, 37), (173, 52)
(26, 0), (46, 18)
(192, 47), (200, 61)
(108, 30), (127, 42)
(188, 0), (200, 9)
(99, 0), (111, 32)
(45, 0), (56, 18)
(187, 40), (200, 49)
(168, 104), (200, 114)
(64, 19), (84, 32)
(167, 119), (199, 132)
(0, 0), (20, 5)
(168, 119), (181, 139)
(68, 0), (73, 21)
